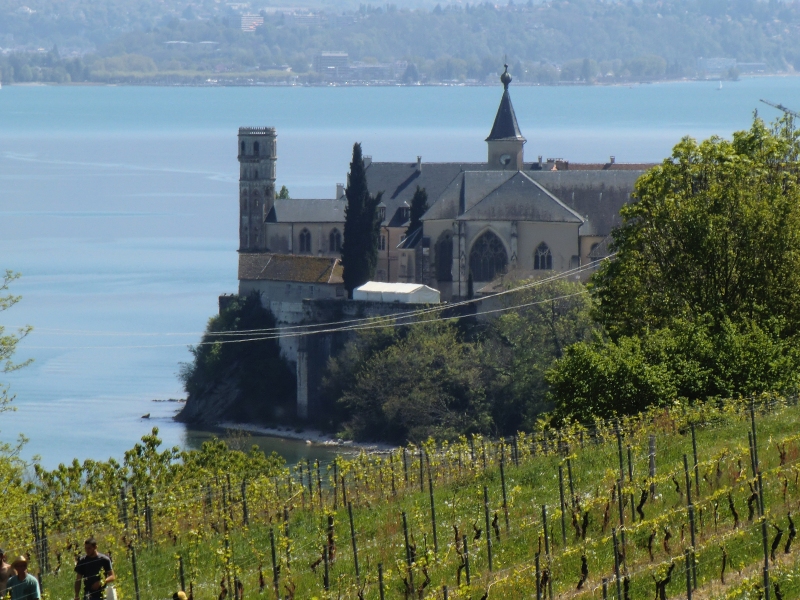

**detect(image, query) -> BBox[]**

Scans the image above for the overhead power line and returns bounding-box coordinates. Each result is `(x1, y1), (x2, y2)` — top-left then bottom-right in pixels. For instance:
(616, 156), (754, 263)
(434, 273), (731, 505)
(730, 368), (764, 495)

(15, 256), (612, 350)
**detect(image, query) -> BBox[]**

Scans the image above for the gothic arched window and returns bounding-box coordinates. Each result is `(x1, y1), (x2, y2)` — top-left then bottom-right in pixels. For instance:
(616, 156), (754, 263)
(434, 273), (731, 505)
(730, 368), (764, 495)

(299, 229), (312, 253)
(254, 141), (260, 155)
(329, 228), (342, 252)
(436, 231), (453, 282)
(534, 242), (553, 270)
(469, 231), (507, 282)
(240, 141), (246, 155)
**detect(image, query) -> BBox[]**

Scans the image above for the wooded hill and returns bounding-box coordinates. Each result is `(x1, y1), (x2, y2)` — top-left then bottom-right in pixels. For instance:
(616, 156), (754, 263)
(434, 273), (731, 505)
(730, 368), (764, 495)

(0, 0), (798, 83)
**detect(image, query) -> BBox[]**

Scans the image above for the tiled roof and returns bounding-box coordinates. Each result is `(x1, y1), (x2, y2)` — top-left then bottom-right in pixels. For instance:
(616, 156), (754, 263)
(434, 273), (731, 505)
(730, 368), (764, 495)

(267, 199), (346, 223)
(238, 253), (343, 284)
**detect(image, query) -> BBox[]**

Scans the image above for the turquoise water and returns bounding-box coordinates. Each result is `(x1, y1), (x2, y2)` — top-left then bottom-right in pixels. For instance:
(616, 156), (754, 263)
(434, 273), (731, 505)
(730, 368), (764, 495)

(0, 78), (798, 467)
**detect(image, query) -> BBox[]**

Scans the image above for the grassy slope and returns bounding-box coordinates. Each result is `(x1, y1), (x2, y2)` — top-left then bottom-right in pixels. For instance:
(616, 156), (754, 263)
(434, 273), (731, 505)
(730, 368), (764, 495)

(38, 398), (800, 599)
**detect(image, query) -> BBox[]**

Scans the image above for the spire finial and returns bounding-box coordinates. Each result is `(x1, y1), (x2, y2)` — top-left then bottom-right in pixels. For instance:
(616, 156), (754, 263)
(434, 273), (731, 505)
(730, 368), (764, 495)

(500, 64), (512, 90)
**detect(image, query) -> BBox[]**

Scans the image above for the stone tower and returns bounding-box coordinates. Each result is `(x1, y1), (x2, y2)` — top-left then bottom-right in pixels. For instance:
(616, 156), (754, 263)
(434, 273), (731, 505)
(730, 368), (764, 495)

(486, 65), (526, 171)
(238, 127), (277, 252)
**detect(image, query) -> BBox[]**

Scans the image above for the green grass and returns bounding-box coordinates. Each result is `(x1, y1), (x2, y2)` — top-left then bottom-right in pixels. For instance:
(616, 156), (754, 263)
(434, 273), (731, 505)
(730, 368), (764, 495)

(26, 397), (800, 599)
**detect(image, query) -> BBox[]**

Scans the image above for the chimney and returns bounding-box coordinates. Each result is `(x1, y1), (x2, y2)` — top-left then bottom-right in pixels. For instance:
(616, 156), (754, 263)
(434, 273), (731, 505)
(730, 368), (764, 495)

(363, 155), (372, 167)
(416, 156), (422, 172)
(538, 155), (543, 168)
(609, 156), (616, 164)
(336, 183), (345, 199)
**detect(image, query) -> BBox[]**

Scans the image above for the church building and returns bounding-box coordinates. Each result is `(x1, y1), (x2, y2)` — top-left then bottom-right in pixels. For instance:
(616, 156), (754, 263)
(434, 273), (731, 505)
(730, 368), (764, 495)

(236, 66), (655, 302)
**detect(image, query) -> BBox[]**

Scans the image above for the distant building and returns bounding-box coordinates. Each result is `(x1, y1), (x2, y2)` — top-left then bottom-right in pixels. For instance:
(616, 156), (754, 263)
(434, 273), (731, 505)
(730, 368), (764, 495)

(240, 15), (264, 32)
(232, 64), (659, 419)
(697, 57), (736, 73)
(314, 51), (349, 75)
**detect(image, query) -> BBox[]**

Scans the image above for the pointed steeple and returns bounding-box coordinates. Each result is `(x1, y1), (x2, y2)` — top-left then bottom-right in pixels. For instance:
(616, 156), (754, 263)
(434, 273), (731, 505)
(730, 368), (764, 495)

(486, 65), (526, 170)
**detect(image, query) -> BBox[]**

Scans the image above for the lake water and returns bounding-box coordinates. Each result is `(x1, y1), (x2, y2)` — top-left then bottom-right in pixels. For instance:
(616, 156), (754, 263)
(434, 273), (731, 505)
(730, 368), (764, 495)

(1, 77), (798, 467)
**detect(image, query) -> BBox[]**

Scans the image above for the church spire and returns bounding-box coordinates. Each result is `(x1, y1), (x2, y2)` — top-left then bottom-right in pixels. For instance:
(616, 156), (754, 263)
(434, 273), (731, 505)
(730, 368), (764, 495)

(486, 65), (526, 170)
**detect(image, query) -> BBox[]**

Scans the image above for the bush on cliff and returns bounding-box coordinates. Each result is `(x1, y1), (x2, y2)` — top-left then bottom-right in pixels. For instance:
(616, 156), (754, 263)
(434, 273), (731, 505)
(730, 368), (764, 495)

(178, 293), (295, 425)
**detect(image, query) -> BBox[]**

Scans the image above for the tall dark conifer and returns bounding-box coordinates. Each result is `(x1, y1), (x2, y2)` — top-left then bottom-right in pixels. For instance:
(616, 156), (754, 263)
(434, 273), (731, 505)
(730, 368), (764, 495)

(406, 186), (428, 238)
(342, 143), (382, 298)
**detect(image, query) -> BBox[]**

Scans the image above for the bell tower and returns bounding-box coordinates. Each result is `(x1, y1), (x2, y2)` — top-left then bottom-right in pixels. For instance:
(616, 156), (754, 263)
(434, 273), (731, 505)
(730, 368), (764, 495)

(238, 127), (277, 252)
(486, 65), (526, 171)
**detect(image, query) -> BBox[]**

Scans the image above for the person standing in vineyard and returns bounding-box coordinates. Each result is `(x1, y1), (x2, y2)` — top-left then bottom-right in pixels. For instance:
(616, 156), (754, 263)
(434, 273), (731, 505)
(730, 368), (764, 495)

(6, 556), (39, 600)
(0, 549), (15, 597)
(73, 539), (114, 600)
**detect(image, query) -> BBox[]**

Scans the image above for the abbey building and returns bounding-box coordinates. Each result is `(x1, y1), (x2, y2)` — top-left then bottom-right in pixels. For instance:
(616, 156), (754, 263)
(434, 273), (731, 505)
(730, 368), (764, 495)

(236, 67), (655, 302)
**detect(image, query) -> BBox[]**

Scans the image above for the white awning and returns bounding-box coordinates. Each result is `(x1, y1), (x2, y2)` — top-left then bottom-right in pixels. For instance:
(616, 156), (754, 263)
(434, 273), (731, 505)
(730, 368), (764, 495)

(353, 281), (440, 304)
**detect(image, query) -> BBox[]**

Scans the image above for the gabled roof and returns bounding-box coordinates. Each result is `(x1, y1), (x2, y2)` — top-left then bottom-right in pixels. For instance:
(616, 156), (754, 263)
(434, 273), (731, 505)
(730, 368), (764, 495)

(423, 171), (514, 220)
(365, 161), (481, 226)
(457, 172), (584, 223)
(238, 253), (343, 284)
(267, 199), (345, 223)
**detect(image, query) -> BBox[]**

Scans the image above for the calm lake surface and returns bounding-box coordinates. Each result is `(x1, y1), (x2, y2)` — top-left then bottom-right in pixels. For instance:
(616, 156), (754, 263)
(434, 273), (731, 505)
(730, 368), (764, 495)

(1, 78), (798, 467)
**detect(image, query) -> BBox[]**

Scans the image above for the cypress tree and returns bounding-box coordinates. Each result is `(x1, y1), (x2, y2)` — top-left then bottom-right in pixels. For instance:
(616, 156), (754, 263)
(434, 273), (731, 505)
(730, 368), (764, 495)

(406, 185), (428, 238)
(342, 143), (382, 298)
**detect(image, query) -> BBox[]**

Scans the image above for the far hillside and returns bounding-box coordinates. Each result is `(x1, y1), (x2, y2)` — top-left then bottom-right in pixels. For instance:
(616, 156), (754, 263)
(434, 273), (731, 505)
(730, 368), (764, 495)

(0, 0), (796, 84)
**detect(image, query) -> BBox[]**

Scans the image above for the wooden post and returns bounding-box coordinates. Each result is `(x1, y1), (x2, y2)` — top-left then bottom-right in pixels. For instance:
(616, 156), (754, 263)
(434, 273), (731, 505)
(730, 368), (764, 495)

(602, 578), (608, 600)
(347, 502), (360, 583)
(483, 486), (493, 572)
(615, 421), (625, 483)
(691, 423), (700, 494)
(500, 456), (510, 533)
(120, 487), (129, 529)
(462, 534), (470, 586)
(179, 554), (186, 593)
(403, 447), (409, 485)
(685, 548), (692, 600)
(683, 454), (693, 506)
(341, 475), (348, 507)
(270, 527), (279, 599)
(558, 465), (568, 546)
(378, 563), (385, 600)
(469, 436), (476, 464)
(481, 439), (487, 471)
(627, 445), (636, 522)
(333, 459), (339, 509)
(616, 480), (626, 570)
(428, 467), (438, 554)
(443, 585), (448, 599)
(241, 480), (249, 526)
(688, 505), (697, 588)
(648, 434), (656, 499)
(535, 552), (541, 600)
(131, 544), (141, 600)
(402, 511), (415, 591)
(316, 460), (323, 510)
(283, 506), (291, 568)
(542, 505), (551, 557)
(750, 401), (760, 471)
(612, 529), (622, 600)
(419, 448), (425, 493)
(567, 458), (576, 508)
(323, 545), (329, 591)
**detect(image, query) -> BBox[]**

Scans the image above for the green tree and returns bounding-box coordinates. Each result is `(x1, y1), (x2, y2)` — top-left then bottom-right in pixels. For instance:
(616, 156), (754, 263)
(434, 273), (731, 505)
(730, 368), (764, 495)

(592, 117), (800, 339)
(405, 185), (428, 238)
(341, 143), (382, 297)
(1, 271), (32, 413)
(178, 293), (295, 425)
(275, 185), (290, 199)
(338, 322), (492, 443)
(547, 316), (800, 422)
(486, 279), (597, 431)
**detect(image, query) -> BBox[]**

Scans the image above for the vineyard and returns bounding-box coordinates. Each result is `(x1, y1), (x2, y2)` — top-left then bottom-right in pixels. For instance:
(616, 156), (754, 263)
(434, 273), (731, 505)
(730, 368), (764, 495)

(7, 396), (800, 600)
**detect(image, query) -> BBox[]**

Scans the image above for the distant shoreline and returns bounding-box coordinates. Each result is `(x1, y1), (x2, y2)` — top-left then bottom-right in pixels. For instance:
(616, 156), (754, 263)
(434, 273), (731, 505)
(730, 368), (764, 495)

(4, 73), (796, 89)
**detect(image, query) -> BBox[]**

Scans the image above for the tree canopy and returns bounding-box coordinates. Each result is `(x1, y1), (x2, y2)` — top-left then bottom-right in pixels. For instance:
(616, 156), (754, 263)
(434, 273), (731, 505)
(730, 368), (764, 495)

(341, 143), (382, 298)
(551, 117), (800, 422)
(0, 271), (32, 414)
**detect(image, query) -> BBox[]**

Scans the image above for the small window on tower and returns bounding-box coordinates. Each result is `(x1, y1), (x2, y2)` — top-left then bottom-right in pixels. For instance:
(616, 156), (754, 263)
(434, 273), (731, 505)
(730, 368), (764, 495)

(254, 141), (260, 155)
(240, 141), (245, 154)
